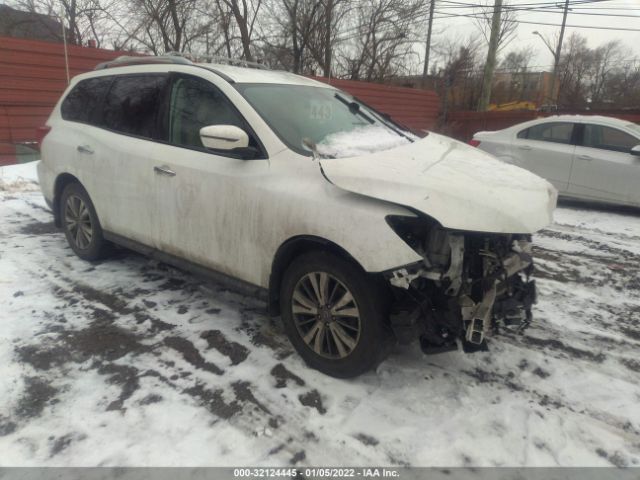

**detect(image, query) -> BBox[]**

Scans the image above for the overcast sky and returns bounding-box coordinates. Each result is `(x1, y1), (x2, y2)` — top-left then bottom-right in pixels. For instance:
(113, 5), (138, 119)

(428, 0), (640, 71)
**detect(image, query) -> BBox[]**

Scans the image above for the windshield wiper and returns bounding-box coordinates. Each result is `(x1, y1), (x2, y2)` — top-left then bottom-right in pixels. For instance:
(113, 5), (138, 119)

(335, 93), (414, 142)
(334, 94), (375, 124)
(353, 97), (416, 142)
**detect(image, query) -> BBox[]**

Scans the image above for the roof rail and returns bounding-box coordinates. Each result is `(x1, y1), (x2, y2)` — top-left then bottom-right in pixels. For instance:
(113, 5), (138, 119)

(201, 56), (269, 70)
(95, 54), (193, 70)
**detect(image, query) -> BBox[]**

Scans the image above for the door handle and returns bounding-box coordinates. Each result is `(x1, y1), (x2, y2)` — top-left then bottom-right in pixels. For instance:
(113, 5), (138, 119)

(577, 154), (593, 161)
(154, 165), (176, 176)
(77, 145), (94, 154)
(518, 145), (532, 151)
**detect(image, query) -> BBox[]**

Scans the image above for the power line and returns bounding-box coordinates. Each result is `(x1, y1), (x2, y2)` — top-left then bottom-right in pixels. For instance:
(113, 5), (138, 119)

(437, 0), (614, 8)
(437, 5), (640, 17)
(333, 0), (640, 44)
(433, 10), (640, 31)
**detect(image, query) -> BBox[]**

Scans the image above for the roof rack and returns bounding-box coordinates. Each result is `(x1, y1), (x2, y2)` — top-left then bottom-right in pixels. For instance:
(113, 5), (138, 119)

(95, 54), (193, 70)
(200, 56), (269, 70)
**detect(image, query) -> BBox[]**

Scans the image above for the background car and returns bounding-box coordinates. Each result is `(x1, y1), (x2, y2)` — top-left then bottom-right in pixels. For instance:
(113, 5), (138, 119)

(470, 115), (640, 208)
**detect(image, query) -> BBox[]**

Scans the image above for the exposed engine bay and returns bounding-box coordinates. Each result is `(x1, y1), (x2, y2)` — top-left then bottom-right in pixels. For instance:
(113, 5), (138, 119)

(385, 216), (536, 354)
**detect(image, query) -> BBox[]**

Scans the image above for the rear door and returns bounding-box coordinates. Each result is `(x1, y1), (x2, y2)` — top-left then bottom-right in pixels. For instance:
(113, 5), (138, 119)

(87, 74), (170, 246)
(511, 121), (576, 192)
(568, 123), (640, 206)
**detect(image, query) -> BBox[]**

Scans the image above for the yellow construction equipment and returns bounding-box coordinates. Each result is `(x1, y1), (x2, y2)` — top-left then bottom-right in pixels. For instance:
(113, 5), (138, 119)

(488, 101), (537, 111)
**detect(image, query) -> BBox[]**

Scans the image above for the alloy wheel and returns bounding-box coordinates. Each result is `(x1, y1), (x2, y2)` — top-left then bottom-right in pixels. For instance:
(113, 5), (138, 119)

(64, 194), (93, 250)
(291, 271), (361, 359)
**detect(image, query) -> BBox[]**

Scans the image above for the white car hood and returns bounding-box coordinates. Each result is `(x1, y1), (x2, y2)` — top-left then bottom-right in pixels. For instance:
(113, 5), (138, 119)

(319, 132), (557, 234)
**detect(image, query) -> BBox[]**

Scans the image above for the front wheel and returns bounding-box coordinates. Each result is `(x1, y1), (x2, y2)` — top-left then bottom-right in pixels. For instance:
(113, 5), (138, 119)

(280, 251), (390, 378)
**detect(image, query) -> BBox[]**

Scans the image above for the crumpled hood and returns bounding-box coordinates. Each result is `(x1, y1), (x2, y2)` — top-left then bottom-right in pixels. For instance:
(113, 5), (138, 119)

(319, 132), (557, 234)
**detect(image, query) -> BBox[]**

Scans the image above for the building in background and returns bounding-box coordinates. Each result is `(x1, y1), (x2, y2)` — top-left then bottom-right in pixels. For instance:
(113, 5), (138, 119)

(0, 5), (63, 43)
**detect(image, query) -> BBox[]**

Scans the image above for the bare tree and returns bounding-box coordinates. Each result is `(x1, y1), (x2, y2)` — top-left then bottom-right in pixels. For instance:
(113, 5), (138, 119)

(556, 33), (594, 108)
(493, 45), (536, 103)
(217, 0), (262, 60)
(589, 40), (625, 107)
(338, 0), (422, 82)
(435, 36), (483, 114)
(602, 61), (640, 109)
(260, 0), (324, 73)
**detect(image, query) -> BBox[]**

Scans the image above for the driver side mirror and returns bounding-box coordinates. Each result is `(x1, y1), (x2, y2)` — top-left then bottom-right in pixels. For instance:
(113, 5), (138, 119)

(631, 145), (640, 157)
(199, 125), (249, 151)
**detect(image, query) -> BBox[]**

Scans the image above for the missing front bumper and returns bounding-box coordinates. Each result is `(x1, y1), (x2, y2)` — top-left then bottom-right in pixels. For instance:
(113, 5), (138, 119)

(386, 236), (537, 354)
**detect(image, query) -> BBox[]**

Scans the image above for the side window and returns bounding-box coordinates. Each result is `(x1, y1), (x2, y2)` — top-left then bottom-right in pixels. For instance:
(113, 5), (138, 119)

(168, 76), (246, 149)
(61, 77), (112, 124)
(101, 75), (168, 139)
(583, 124), (639, 153)
(524, 122), (574, 144)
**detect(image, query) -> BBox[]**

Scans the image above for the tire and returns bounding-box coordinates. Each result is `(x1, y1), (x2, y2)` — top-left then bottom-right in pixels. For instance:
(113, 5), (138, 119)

(280, 251), (391, 378)
(60, 182), (111, 261)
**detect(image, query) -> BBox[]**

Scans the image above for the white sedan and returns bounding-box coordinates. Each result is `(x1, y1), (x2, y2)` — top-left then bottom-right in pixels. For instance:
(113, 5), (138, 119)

(471, 115), (640, 207)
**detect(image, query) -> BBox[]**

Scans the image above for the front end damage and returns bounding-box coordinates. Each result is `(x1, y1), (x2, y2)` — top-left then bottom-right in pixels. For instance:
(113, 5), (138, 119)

(385, 216), (536, 354)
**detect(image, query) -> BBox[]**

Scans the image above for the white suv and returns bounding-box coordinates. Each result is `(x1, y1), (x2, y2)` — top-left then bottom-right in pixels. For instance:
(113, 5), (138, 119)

(37, 56), (557, 378)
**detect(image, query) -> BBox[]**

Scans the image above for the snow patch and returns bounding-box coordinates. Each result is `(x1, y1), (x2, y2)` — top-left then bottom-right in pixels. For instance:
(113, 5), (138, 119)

(0, 160), (40, 192)
(317, 125), (410, 158)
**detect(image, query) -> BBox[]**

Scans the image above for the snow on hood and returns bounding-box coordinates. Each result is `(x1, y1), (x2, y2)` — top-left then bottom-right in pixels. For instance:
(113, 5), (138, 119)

(319, 132), (557, 234)
(317, 125), (412, 158)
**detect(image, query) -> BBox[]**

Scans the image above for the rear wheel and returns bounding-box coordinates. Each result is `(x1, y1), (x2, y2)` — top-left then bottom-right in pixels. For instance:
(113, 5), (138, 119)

(60, 182), (111, 261)
(280, 251), (390, 378)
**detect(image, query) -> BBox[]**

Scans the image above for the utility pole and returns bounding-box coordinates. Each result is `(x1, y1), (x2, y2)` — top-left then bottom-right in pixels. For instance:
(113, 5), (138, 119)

(477, 0), (502, 111)
(552, 0), (570, 105)
(323, 0), (334, 77)
(421, 0), (436, 88)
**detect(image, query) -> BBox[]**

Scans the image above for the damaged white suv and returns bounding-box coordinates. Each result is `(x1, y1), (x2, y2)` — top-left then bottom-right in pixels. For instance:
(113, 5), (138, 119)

(37, 56), (557, 378)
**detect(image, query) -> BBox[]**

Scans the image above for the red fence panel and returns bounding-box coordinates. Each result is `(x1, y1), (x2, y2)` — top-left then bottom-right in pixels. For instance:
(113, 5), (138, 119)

(0, 36), (130, 163)
(311, 77), (439, 132)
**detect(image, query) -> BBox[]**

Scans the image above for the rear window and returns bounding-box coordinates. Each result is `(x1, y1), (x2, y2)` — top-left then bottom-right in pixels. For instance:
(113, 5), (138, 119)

(101, 75), (169, 140)
(61, 77), (112, 124)
(517, 122), (574, 144)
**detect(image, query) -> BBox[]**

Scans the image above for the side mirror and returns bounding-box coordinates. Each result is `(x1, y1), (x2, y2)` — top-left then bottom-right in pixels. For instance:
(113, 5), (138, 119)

(199, 125), (249, 151)
(631, 145), (640, 156)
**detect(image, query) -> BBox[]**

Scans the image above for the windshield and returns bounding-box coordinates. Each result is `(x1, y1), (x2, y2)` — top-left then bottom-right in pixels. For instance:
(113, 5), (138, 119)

(236, 84), (413, 157)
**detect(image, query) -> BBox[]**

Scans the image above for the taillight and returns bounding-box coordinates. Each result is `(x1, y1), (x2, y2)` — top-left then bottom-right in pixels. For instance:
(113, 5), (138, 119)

(36, 126), (51, 151)
(468, 139), (481, 147)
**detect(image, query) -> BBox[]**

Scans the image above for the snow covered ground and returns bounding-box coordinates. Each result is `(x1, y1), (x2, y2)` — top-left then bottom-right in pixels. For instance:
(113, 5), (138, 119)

(1, 161), (639, 467)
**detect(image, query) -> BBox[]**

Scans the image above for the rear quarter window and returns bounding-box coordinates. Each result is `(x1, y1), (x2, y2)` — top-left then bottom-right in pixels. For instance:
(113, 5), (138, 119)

(61, 77), (112, 124)
(517, 122), (574, 144)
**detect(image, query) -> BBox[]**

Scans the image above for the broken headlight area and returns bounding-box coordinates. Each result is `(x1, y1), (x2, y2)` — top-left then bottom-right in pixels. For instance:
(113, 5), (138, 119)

(385, 215), (536, 354)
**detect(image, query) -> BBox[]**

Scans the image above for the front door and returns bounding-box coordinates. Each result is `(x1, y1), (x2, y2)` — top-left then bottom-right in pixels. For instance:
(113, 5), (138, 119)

(569, 123), (640, 206)
(87, 74), (169, 248)
(153, 74), (271, 286)
(512, 121), (576, 192)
